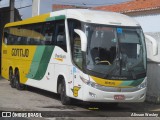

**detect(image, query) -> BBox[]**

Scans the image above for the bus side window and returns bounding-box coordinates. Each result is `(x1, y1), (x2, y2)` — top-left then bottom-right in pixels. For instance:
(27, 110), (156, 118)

(43, 21), (55, 45)
(15, 26), (24, 45)
(23, 25), (33, 45)
(20, 26), (30, 45)
(68, 19), (82, 69)
(6, 27), (18, 45)
(4, 28), (14, 45)
(55, 21), (67, 52)
(31, 23), (44, 45)
(73, 34), (82, 68)
(3, 28), (9, 44)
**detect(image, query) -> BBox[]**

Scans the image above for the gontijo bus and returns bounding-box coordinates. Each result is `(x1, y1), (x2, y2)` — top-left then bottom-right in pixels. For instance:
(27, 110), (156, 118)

(1, 9), (147, 105)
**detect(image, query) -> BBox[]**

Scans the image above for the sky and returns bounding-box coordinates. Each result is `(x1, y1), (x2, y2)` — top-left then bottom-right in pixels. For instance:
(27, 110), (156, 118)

(0, 0), (159, 32)
(0, 0), (131, 19)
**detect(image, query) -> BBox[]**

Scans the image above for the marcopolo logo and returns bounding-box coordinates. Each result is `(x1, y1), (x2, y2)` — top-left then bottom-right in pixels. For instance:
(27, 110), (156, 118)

(12, 48), (29, 57)
(54, 54), (66, 62)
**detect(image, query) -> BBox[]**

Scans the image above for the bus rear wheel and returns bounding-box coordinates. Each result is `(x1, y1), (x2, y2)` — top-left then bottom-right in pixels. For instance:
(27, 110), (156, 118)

(9, 68), (16, 88)
(14, 70), (25, 90)
(60, 80), (71, 105)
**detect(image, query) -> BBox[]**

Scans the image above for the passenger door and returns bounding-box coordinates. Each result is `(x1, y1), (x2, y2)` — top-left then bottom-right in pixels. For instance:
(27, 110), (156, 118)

(68, 19), (83, 99)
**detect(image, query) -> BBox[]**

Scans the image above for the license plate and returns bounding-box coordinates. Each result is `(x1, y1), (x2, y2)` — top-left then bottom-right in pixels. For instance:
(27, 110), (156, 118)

(114, 95), (125, 100)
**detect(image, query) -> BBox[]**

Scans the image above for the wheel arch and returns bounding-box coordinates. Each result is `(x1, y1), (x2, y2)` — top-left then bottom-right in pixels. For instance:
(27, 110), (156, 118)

(14, 67), (19, 74)
(9, 66), (13, 71)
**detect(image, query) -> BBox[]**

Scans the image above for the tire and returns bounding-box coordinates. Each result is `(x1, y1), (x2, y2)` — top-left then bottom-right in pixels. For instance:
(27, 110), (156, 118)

(9, 68), (16, 88)
(60, 80), (71, 105)
(14, 70), (25, 90)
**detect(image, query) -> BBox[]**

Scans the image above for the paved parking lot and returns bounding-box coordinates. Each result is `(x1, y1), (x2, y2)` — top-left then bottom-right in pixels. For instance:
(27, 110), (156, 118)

(0, 77), (160, 119)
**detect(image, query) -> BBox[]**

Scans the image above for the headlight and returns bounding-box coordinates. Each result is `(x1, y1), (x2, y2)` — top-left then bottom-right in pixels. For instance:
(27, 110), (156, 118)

(80, 76), (147, 92)
(80, 76), (90, 84)
(80, 76), (100, 88)
(137, 78), (147, 89)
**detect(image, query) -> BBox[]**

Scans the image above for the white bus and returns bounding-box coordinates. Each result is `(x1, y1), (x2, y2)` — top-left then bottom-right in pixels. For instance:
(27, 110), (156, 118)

(1, 9), (147, 105)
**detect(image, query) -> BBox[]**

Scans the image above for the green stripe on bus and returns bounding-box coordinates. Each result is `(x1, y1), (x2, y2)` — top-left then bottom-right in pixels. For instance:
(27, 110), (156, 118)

(27, 46), (54, 80)
(119, 78), (144, 87)
(46, 15), (66, 21)
(119, 80), (133, 87)
(129, 78), (144, 87)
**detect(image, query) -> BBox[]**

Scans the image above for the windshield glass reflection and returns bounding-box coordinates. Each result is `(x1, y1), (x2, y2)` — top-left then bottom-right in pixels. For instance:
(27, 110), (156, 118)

(85, 24), (146, 80)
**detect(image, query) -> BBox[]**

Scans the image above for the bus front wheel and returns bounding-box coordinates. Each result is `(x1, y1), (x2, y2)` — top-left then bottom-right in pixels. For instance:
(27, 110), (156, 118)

(60, 80), (71, 105)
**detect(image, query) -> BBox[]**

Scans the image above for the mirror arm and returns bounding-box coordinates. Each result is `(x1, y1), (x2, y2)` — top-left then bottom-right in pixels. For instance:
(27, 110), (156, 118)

(74, 29), (87, 52)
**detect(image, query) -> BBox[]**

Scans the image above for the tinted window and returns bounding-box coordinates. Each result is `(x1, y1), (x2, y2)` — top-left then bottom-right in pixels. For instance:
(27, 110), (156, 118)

(55, 20), (67, 52)
(42, 21), (55, 45)
(4, 22), (55, 45)
(68, 19), (82, 68)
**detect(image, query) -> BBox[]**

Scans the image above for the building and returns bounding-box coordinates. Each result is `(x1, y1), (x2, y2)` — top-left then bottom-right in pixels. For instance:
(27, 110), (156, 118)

(0, 7), (21, 42)
(53, 4), (77, 11)
(52, 4), (89, 11)
(93, 0), (160, 33)
(0, 7), (21, 74)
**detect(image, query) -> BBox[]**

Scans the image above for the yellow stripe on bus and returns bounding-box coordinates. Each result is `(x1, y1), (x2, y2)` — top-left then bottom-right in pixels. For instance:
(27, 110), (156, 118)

(54, 58), (63, 62)
(5, 13), (50, 27)
(90, 76), (122, 87)
(1, 45), (37, 83)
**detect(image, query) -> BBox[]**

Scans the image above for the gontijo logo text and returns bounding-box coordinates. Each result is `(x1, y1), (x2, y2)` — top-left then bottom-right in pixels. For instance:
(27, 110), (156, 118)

(12, 48), (29, 57)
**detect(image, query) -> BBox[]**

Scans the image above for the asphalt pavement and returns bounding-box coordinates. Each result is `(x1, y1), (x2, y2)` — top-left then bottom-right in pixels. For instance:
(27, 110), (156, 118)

(0, 77), (160, 120)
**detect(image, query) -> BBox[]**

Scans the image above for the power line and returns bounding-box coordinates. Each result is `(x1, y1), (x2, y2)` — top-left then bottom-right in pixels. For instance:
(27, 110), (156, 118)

(17, 5), (32, 10)
(0, 0), (31, 8)
(0, 5), (32, 14)
(52, 0), (132, 6)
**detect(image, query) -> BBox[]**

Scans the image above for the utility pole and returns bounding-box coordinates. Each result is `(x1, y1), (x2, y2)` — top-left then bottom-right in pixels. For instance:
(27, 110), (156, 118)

(10, 0), (15, 22)
(32, 0), (40, 17)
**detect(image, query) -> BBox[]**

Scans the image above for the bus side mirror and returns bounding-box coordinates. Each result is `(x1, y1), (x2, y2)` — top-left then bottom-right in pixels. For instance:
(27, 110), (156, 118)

(145, 34), (158, 56)
(74, 29), (87, 52)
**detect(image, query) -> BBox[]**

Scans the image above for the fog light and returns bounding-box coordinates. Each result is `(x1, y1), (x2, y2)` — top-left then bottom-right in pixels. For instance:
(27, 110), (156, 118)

(89, 92), (96, 98)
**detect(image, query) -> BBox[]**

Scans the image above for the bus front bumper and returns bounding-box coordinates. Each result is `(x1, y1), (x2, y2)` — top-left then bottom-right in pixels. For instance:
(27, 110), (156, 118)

(82, 85), (146, 102)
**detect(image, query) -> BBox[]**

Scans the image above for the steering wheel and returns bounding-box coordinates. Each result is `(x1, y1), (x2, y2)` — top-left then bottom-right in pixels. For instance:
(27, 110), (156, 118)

(96, 60), (111, 65)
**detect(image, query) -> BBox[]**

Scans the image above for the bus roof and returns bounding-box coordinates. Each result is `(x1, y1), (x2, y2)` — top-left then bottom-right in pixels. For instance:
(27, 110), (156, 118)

(52, 9), (140, 27)
(5, 9), (140, 27)
(5, 13), (50, 27)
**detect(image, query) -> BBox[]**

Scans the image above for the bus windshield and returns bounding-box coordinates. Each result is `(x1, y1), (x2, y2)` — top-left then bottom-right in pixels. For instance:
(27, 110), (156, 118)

(85, 23), (146, 80)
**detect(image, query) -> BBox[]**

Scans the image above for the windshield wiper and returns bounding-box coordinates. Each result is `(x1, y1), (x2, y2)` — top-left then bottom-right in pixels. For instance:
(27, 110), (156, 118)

(104, 58), (120, 78)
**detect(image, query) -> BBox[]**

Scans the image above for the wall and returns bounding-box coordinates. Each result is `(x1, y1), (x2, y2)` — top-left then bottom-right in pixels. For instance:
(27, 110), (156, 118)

(134, 14), (160, 32)
(129, 12), (160, 103)
(145, 32), (160, 103)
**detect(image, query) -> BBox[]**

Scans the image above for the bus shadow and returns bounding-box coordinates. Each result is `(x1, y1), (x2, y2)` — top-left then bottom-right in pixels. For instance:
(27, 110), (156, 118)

(74, 100), (160, 112)
(26, 86), (60, 101)
(25, 86), (160, 112)
(72, 101), (132, 111)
